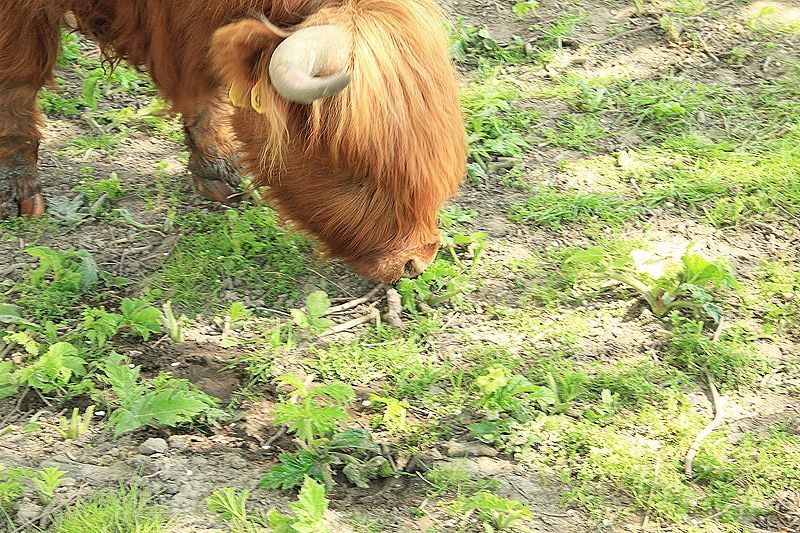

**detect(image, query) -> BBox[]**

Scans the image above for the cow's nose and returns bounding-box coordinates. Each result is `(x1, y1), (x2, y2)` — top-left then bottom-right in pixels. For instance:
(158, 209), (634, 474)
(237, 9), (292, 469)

(403, 257), (428, 279)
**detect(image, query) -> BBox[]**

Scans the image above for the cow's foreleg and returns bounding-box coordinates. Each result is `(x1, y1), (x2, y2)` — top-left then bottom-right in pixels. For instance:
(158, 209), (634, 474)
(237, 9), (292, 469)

(183, 97), (242, 205)
(0, 2), (61, 218)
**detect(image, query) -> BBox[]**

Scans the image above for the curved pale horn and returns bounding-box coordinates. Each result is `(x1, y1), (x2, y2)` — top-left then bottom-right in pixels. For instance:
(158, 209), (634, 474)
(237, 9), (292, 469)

(268, 25), (352, 105)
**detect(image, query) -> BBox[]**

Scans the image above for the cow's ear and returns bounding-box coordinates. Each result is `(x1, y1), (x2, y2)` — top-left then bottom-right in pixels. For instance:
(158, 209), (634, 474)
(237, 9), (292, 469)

(211, 20), (283, 95)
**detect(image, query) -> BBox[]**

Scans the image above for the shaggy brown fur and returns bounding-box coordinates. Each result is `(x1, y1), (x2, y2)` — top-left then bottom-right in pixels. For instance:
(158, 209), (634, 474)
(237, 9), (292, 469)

(0, 0), (466, 281)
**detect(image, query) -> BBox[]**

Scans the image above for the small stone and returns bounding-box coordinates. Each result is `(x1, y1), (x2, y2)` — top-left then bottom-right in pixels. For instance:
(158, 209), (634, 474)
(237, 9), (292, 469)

(139, 438), (169, 456)
(167, 435), (193, 450)
(15, 500), (42, 523)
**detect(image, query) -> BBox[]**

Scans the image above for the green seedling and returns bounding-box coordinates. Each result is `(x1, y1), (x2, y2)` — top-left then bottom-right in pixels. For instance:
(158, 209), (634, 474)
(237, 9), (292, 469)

(290, 291), (335, 336)
(160, 300), (188, 343)
(468, 367), (556, 448)
(56, 405), (94, 440)
(441, 231), (488, 272)
(463, 492), (534, 532)
(33, 467), (66, 504)
(396, 259), (475, 311)
(513, 2), (538, 19)
(207, 488), (266, 532)
(0, 466), (31, 509)
(100, 353), (225, 437)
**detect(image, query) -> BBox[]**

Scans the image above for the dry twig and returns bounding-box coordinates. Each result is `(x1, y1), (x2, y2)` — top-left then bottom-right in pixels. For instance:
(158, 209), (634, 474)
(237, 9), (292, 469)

(684, 319), (726, 477)
(383, 288), (404, 329)
(319, 308), (379, 337)
(325, 284), (386, 315)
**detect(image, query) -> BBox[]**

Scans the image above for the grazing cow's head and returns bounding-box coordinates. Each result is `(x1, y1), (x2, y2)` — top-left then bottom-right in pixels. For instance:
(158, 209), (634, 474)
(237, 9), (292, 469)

(211, 0), (466, 282)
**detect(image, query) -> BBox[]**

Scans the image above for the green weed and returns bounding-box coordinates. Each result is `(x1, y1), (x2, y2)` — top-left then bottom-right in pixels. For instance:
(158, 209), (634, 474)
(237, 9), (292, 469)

(51, 486), (170, 532)
(150, 206), (310, 311)
(260, 376), (391, 490)
(510, 186), (638, 228)
(100, 353), (226, 436)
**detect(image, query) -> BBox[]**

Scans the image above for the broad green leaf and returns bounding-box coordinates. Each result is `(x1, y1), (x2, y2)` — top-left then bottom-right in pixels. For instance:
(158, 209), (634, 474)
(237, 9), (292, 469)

(120, 298), (162, 341)
(290, 476), (329, 529)
(0, 304), (37, 327)
(260, 451), (320, 491)
(267, 509), (295, 533)
(74, 250), (99, 290)
(16, 342), (84, 393)
(312, 381), (355, 403)
(305, 291), (331, 320)
(102, 353), (143, 403)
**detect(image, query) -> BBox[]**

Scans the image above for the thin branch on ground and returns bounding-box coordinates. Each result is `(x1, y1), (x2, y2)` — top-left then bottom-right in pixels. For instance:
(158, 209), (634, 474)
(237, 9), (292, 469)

(263, 425), (288, 449)
(324, 284), (386, 315)
(383, 288), (404, 329)
(685, 320), (726, 478)
(319, 308), (380, 337)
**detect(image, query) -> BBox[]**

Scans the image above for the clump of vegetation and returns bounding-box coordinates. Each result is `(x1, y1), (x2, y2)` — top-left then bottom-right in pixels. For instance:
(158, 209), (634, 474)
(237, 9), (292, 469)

(151, 206), (310, 310)
(209, 477), (331, 533)
(100, 353), (226, 437)
(510, 186), (638, 228)
(566, 246), (738, 323)
(260, 375), (392, 491)
(51, 486), (169, 532)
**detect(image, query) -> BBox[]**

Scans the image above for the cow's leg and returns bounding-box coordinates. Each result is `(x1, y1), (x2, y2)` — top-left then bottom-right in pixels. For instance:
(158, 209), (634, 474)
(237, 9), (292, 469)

(183, 97), (242, 205)
(0, 2), (62, 218)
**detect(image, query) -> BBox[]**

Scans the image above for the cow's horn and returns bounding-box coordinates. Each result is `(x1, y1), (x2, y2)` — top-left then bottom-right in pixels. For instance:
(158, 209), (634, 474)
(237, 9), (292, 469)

(268, 25), (351, 105)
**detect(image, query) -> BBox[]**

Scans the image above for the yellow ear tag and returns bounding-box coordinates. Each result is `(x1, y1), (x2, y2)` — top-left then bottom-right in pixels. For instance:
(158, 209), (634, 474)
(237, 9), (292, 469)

(228, 82), (247, 108)
(250, 83), (268, 114)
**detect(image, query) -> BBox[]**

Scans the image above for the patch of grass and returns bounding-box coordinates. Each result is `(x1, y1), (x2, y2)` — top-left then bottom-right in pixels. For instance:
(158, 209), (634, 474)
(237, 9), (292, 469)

(542, 113), (609, 151)
(307, 333), (434, 390)
(3, 246), (101, 322)
(510, 186), (638, 228)
(746, 259), (800, 335)
(450, 19), (531, 65)
(461, 71), (539, 181)
(746, 3), (800, 36)
(424, 464), (500, 498)
(665, 319), (771, 390)
(62, 133), (127, 157)
(694, 426), (800, 522)
(149, 205), (310, 311)
(587, 359), (692, 405)
(51, 485), (170, 532)
(39, 85), (82, 118)
(536, 12), (588, 48)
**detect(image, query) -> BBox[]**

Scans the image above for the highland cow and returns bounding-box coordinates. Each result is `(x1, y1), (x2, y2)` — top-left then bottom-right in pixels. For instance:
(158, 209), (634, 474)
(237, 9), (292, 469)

(0, 0), (466, 282)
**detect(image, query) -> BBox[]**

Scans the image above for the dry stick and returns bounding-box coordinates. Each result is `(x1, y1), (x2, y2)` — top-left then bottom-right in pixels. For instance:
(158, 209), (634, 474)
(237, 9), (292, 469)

(263, 425), (288, 449)
(383, 288), (404, 329)
(324, 284), (386, 316)
(319, 308), (379, 338)
(684, 319), (726, 477)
